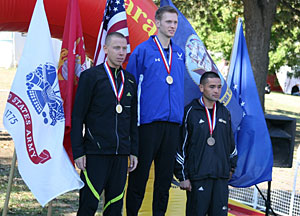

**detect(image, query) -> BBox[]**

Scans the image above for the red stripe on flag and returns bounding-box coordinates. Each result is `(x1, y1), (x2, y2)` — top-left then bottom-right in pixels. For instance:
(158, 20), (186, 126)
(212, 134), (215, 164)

(107, 20), (128, 34)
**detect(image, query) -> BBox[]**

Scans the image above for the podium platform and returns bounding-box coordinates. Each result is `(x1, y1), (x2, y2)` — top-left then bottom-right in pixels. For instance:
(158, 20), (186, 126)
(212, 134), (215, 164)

(124, 165), (264, 215)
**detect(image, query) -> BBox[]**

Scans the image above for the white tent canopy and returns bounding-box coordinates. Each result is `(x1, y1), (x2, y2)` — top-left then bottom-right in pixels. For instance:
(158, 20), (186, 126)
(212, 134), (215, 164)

(276, 65), (300, 95)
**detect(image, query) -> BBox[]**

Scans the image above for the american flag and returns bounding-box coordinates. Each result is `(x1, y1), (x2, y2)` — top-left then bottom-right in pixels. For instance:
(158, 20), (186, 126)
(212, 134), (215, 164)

(93, 0), (130, 65)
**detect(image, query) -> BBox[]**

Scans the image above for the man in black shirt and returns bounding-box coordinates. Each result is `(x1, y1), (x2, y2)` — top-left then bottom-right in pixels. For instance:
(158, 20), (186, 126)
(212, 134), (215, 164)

(174, 72), (237, 216)
(71, 32), (138, 216)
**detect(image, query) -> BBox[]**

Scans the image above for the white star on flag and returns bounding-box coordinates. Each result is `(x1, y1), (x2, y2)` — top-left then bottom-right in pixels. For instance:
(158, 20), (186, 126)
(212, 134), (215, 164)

(241, 101), (245, 106)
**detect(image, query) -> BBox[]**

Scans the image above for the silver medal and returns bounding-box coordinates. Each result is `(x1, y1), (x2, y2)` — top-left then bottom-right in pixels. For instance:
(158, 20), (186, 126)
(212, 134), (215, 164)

(207, 136), (215, 146)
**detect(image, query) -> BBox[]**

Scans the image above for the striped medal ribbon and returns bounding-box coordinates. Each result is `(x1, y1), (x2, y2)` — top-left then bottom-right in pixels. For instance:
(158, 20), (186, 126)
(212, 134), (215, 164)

(104, 61), (125, 114)
(200, 97), (216, 146)
(153, 36), (173, 84)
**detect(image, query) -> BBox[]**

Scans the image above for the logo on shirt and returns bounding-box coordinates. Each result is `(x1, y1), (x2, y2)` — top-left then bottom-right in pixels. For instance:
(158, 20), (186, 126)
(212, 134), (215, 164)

(218, 118), (227, 124)
(177, 52), (183, 60)
(127, 92), (132, 97)
(199, 119), (205, 124)
(198, 186), (204, 191)
(155, 58), (161, 62)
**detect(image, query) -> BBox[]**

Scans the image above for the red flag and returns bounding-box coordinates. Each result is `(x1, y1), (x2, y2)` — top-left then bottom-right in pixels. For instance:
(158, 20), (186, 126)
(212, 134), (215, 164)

(58, 0), (87, 163)
(93, 0), (130, 65)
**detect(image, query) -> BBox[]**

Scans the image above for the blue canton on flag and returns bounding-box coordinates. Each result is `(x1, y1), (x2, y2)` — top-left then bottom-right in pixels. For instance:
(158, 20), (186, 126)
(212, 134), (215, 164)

(93, 0), (130, 65)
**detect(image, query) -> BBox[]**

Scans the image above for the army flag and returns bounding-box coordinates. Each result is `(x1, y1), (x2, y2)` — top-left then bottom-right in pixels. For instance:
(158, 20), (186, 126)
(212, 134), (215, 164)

(3, 0), (83, 206)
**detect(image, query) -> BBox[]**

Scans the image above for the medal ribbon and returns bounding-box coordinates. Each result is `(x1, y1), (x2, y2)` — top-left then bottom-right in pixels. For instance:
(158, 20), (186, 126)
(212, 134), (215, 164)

(200, 97), (216, 136)
(104, 61), (125, 103)
(153, 36), (172, 75)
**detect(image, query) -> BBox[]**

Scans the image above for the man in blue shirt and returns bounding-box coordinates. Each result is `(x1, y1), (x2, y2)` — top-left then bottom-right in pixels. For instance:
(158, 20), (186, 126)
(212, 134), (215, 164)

(126, 5), (185, 216)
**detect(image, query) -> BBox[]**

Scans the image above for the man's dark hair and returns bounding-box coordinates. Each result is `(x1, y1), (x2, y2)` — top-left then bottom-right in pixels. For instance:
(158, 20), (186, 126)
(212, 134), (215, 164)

(200, 71), (221, 85)
(105, 32), (126, 45)
(155, 5), (178, 21)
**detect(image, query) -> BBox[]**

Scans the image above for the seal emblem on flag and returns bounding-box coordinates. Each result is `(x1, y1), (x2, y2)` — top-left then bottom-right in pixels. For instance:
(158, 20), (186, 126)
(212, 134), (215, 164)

(26, 62), (64, 126)
(185, 34), (218, 85)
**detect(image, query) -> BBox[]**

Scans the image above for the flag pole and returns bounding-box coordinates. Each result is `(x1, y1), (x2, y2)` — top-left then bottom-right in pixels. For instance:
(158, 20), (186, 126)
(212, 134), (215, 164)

(47, 201), (53, 216)
(2, 149), (17, 216)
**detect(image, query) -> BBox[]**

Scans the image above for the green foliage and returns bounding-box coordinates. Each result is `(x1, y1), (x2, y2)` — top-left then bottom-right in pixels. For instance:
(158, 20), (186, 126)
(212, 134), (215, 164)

(269, 0), (300, 76)
(172, 0), (243, 63)
(157, 0), (300, 76)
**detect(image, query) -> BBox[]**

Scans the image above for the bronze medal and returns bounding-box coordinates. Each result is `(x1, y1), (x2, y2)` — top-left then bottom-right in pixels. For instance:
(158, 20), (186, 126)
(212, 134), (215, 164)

(116, 104), (123, 114)
(166, 75), (173, 85)
(207, 136), (215, 146)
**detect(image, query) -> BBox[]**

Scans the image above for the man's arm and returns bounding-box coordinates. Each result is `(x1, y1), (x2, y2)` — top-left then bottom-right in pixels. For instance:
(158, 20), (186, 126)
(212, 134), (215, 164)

(174, 106), (192, 183)
(129, 74), (139, 157)
(71, 70), (95, 161)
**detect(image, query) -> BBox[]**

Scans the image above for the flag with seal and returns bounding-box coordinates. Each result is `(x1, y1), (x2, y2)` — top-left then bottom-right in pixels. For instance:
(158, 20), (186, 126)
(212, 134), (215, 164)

(3, 0), (83, 206)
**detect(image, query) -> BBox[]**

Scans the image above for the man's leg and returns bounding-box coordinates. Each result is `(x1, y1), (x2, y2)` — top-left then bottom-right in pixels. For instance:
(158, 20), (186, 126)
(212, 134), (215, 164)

(126, 123), (159, 216)
(103, 156), (128, 216)
(77, 155), (107, 216)
(152, 122), (179, 216)
(188, 179), (212, 216)
(208, 179), (228, 216)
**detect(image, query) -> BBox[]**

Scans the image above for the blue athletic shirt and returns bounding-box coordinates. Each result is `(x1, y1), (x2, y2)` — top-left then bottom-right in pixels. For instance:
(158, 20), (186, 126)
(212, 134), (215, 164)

(126, 36), (185, 125)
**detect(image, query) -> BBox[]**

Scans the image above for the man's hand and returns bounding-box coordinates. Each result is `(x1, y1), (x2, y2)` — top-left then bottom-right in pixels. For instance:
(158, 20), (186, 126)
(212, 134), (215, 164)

(229, 168), (235, 180)
(129, 155), (138, 172)
(229, 171), (233, 180)
(75, 155), (86, 171)
(180, 179), (192, 192)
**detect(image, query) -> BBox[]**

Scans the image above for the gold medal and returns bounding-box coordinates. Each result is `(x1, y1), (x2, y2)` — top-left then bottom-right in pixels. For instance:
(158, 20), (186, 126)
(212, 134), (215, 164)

(116, 104), (123, 114)
(166, 75), (173, 85)
(207, 136), (215, 146)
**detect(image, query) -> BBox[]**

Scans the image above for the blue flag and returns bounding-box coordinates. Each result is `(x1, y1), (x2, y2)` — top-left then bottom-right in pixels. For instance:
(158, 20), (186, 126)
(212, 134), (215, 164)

(160, 0), (243, 132)
(227, 18), (273, 187)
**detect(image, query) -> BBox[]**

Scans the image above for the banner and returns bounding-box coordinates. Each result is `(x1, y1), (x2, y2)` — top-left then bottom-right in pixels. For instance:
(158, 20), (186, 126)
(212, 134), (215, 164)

(3, 0), (83, 206)
(227, 18), (273, 187)
(58, 0), (87, 162)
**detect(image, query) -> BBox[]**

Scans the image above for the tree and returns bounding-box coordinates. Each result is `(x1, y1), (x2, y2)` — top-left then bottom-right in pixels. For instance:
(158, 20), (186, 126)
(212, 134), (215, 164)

(155, 0), (300, 108)
(243, 0), (278, 107)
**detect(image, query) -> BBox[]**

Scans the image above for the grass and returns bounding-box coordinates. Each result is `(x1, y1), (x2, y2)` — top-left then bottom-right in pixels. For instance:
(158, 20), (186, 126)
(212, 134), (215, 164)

(265, 91), (300, 148)
(0, 160), (103, 216)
